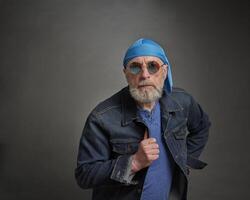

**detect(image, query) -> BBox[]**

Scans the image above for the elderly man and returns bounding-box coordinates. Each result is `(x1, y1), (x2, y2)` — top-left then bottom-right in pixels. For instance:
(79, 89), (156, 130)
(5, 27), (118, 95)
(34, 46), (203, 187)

(75, 38), (211, 200)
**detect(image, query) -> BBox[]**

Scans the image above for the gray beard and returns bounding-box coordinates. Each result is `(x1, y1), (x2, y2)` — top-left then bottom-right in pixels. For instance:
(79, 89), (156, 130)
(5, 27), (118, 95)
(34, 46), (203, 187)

(129, 84), (163, 103)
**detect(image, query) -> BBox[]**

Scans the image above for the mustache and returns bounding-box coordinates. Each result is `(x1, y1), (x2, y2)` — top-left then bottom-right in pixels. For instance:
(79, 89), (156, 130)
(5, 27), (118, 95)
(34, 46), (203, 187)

(138, 81), (155, 87)
(137, 81), (163, 94)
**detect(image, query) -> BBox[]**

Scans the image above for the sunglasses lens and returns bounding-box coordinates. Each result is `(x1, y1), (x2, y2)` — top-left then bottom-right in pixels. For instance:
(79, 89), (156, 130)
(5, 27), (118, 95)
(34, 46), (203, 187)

(147, 61), (160, 74)
(129, 63), (141, 74)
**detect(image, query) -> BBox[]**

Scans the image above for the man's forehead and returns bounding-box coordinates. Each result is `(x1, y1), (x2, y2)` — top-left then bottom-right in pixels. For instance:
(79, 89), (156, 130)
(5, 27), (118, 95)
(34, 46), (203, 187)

(127, 56), (163, 65)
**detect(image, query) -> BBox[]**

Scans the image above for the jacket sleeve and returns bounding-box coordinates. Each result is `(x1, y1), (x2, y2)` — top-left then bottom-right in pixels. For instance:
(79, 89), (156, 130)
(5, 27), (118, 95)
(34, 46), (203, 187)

(75, 112), (137, 189)
(186, 95), (211, 169)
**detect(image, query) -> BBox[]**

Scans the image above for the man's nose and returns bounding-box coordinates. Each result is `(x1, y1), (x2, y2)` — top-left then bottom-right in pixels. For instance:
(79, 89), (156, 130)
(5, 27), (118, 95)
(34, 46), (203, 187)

(140, 66), (150, 79)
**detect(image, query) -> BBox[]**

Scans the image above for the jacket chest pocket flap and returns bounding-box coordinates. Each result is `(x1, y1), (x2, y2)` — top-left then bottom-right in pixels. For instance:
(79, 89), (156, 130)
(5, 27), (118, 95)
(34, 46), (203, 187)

(110, 138), (139, 155)
(171, 119), (188, 140)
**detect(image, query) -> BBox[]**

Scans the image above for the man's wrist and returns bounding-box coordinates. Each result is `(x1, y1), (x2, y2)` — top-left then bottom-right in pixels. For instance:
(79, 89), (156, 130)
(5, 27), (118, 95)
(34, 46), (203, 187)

(131, 155), (141, 173)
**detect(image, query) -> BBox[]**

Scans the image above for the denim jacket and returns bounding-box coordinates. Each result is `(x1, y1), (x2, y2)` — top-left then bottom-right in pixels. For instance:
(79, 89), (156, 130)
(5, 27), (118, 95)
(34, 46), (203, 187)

(75, 86), (211, 200)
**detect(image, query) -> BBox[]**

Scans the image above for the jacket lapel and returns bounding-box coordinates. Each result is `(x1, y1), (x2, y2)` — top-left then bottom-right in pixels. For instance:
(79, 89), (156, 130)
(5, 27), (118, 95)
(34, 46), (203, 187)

(160, 89), (184, 137)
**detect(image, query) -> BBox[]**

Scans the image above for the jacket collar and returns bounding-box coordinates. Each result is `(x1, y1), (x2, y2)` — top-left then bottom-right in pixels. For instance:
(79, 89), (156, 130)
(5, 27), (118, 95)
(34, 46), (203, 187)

(121, 86), (183, 126)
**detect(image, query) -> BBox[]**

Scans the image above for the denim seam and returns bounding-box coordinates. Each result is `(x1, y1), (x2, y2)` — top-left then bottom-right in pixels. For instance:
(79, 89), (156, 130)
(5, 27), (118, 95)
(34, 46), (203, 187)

(94, 105), (121, 116)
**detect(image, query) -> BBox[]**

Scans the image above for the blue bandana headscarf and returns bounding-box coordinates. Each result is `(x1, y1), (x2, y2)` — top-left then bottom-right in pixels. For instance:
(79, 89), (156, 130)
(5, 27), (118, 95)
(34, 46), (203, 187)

(123, 38), (173, 93)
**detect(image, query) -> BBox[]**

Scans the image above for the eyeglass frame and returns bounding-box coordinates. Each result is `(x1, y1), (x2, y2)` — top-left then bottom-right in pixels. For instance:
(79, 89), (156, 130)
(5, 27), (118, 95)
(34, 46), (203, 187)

(125, 60), (167, 75)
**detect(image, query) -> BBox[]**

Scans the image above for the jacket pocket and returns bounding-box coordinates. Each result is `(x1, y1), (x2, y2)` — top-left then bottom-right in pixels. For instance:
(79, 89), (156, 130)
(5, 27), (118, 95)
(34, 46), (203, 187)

(172, 120), (188, 140)
(173, 128), (187, 140)
(110, 138), (139, 155)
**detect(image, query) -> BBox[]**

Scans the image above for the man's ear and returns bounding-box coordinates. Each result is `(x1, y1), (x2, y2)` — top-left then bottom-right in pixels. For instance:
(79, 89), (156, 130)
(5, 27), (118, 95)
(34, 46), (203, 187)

(162, 65), (168, 79)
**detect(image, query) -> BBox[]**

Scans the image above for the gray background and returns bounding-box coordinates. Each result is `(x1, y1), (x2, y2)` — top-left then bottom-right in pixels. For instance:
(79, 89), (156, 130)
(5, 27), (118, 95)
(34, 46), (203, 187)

(0, 0), (249, 199)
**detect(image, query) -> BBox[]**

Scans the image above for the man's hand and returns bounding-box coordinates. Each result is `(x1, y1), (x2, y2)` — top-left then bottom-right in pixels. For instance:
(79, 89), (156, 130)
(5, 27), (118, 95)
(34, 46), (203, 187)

(131, 130), (159, 173)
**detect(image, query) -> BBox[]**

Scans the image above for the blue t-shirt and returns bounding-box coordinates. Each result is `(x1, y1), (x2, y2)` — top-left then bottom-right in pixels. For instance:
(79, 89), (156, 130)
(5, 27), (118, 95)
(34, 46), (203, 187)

(138, 101), (175, 200)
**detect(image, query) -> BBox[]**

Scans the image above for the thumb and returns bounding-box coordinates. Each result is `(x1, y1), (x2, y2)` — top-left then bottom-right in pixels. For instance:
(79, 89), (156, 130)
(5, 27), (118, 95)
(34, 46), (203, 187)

(144, 129), (148, 139)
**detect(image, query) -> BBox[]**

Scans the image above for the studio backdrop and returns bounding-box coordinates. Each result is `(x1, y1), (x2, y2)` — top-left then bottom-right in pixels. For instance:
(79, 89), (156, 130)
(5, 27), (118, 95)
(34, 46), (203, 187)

(0, 0), (249, 200)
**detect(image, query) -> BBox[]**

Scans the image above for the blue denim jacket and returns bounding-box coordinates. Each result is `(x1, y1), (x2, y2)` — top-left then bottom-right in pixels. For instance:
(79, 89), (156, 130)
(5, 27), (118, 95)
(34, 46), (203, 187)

(75, 86), (211, 200)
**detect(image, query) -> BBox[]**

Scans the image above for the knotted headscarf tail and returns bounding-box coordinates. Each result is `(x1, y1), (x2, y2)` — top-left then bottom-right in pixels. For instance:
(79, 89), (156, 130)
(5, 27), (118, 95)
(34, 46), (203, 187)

(123, 38), (173, 93)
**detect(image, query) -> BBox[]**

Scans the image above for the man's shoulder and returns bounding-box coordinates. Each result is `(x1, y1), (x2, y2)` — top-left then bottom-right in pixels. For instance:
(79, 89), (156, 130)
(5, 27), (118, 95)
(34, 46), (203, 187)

(170, 87), (193, 98)
(167, 87), (195, 107)
(91, 87), (127, 116)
